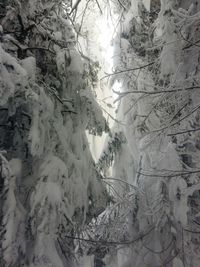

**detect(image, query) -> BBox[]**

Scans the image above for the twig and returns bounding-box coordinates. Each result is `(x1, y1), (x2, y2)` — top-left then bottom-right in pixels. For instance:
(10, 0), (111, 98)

(102, 180), (124, 201)
(24, 46), (55, 54)
(193, 220), (200, 226)
(183, 228), (200, 234)
(100, 62), (155, 81)
(102, 177), (138, 190)
(149, 103), (200, 134)
(117, 0), (127, 10)
(168, 127), (200, 136)
(101, 106), (125, 125)
(143, 237), (175, 254)
(65, 226), (155, 246)
(137, 169), (200, 178)
(183, 39), (200, 50)
(69, 0), (82, 15)
(179, 26), (200, 49)
(169, 102), (188, 123)
(76, 0), (91, 40)
(113, 86), (200, 97)
(94, 0), (103, 14)
(10, 39), (55, 54)
(155, 250), (179, 267)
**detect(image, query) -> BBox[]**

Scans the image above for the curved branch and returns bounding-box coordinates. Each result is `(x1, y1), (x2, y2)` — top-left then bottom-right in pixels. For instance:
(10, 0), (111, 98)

(143, 237), (175, 254)
(65, 226), (155, 246)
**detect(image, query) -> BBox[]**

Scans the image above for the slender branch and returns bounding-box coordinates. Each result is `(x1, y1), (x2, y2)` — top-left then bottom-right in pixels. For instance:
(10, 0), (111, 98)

(168, 127), (200, 136)
(70, 0), (82, 15)
(183, 228), (200, 234)
(183, 39), (200, 50)
(100, 62), (155, 81)
(193, 220), (200, 226)
(155, 250), (179, 267)
(94, 0), (103, 14)
(10, 39), (55, 54)
(149, 103), (200, 134)
(76, 0), (91, 36)
(101, 106), (125, 125)
(102, 180), (124, 201)
(102, 177), (138, 190)
(113, 86), (200, 97)
(137, 169), (200, 178)
(141, 93), (167, 125)
(143, 237), (175, 254)
(169, 102), (188, 123)
(179, 26), (200, 49)
(64, 226), (155, 246)
(117, 0), (127, 10)
(24, 46), (55, 54)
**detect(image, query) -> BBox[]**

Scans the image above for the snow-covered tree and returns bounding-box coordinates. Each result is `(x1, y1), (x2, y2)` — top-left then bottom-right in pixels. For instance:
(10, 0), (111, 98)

(100, 0), (200, 266)
(0, 1), (109, 266)
(71, 0), (200, 266)
(2, 0), (200, 266)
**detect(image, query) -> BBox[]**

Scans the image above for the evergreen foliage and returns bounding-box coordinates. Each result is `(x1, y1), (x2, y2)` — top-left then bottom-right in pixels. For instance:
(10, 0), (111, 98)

(0, 1), (108, 266)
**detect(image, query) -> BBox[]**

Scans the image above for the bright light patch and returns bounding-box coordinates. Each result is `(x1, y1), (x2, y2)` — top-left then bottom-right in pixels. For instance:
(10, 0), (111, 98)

(97, 14), (115, 73)
(112, 80), (122, 101)
(76, 1), (121, 161)
(95, 6), (122, 105)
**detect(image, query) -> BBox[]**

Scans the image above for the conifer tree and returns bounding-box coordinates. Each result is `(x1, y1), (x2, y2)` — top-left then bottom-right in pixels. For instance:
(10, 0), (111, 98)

(0, 1), (108, 266)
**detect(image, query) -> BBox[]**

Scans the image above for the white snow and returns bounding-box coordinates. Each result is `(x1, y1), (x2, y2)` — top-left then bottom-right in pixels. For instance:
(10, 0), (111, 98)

(8, 158), (22, 178)
(21, 57), (36, 82)
(173, 257), (184, 267)
(142, 0), (151, 11)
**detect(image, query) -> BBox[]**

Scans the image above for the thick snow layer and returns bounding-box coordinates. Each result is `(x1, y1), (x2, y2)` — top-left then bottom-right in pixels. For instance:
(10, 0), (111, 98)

(142, 0), (150, 11)
(8, 158), (22, 178)
(0, 44), (27, 105)
(173, 257), (184, 267)
(79, 255), (94, 267)
(169, 177), (188, 226)
(21, 57), (36, 82)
